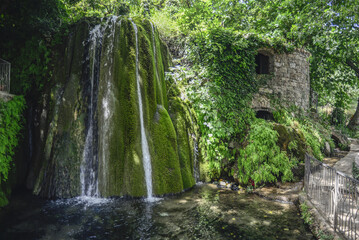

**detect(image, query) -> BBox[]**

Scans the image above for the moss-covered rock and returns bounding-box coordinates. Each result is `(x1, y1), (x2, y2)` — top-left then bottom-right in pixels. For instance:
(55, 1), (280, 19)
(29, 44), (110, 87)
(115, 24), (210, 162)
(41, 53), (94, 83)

(168, 97), (198, 189)
(32, 21), (89, 198)
(30, 17), (198, 198)
(151, 105), (183, 195)
(273, 123), (306, 161)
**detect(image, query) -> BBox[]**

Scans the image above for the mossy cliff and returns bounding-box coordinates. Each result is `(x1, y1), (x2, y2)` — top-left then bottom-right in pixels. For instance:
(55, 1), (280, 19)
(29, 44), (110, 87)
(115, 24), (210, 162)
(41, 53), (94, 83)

(29, 21), (89, 198)
(28, 17), (199, 198)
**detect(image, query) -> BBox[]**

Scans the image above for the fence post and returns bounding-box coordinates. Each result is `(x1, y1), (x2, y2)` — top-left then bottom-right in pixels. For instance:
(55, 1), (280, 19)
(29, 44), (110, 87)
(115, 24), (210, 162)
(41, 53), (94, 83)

(304, 154), (309, 193)
(333, 172), (339, 232)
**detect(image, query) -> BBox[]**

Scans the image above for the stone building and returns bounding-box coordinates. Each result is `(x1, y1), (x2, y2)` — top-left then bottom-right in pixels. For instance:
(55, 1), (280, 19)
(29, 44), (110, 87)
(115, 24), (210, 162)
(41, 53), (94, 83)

(251, 48), (311, 117)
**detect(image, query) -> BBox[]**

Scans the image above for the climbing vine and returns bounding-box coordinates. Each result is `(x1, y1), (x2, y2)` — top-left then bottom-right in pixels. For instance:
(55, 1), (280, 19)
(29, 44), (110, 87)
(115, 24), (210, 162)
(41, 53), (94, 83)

(181, 27), (293, 181)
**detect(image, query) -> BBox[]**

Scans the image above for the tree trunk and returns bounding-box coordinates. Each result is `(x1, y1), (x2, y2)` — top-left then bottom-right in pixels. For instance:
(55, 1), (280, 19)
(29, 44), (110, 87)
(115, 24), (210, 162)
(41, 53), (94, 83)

(347, 60), (359, 130)
(348, 98), (359, 130)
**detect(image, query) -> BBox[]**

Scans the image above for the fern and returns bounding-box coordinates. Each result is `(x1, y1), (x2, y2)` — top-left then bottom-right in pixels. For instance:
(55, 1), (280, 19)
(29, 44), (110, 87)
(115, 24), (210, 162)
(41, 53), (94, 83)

(237, 119), (294, 186)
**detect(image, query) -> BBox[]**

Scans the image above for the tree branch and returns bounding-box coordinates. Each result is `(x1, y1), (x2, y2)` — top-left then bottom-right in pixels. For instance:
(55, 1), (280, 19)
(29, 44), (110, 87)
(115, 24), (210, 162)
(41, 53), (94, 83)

(346, 60), (359, 78)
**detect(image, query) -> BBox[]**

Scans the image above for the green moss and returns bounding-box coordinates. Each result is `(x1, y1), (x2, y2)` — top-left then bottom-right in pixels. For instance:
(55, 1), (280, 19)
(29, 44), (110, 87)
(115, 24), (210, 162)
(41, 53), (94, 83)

(273, 124), (306, 161)
(151, 105), (183, 195)
(169, 97), (196, 189)
(102, 19), (146, 197)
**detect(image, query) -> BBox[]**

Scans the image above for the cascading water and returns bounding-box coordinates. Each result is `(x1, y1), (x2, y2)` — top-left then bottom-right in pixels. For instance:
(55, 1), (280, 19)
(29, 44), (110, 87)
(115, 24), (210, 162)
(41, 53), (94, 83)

(80, 24), (103, 197)
(131, 20), (154, 200)
(99, 16), (119, 196)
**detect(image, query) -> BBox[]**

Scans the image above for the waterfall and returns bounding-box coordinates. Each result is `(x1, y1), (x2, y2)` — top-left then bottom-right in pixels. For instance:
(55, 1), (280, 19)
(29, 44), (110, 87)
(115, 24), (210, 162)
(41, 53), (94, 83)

(150, 23), (163, 104)
(80, 24), (103, 197)
(131, 20), (154, 200)
(99, 16), (119, 196)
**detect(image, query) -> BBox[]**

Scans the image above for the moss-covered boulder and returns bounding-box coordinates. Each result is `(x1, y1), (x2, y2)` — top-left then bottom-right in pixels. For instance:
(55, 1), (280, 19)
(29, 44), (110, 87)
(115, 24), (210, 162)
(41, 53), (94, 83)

(151, 105), (183, 195)
(273, 123), (306, 161)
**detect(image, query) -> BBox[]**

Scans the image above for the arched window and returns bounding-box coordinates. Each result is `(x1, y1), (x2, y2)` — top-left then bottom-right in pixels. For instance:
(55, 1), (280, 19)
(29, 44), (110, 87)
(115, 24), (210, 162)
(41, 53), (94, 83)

(255, 110), (274, 120)
(255, 53), (270, 74)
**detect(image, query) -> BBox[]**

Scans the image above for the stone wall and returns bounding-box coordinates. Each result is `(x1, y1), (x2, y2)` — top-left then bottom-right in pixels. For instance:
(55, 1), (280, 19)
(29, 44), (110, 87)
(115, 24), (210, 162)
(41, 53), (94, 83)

(252, 48), (311, 111)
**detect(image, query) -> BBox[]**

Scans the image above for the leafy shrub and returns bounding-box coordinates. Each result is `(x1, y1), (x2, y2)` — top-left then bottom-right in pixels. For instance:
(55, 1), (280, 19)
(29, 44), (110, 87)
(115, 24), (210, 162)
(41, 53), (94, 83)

(0, 96), (25, 185)
(300, 202), (313, 225)
(237, 119), (294, 186)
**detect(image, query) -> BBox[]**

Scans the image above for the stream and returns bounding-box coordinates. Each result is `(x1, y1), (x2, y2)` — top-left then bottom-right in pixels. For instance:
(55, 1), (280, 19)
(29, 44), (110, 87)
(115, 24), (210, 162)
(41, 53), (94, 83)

(0, 184), (314, 239)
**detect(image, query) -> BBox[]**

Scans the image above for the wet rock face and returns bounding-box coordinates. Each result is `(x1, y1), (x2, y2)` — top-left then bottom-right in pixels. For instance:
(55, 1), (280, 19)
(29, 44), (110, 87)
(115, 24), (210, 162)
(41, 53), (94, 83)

(28, 18), (199, 198)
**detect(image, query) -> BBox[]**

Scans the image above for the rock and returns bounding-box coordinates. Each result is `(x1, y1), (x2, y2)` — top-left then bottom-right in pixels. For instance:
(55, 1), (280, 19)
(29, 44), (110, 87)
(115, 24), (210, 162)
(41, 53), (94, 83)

(159, 212), (170, 217)
(231, 184), (239, 191)
(323, 142), (331, 156)
(331, 130), (350, 149)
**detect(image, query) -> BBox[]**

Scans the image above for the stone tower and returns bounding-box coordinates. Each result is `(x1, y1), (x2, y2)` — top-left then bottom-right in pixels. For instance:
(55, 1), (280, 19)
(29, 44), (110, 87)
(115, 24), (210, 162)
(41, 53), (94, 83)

(251, 48), (311, 113)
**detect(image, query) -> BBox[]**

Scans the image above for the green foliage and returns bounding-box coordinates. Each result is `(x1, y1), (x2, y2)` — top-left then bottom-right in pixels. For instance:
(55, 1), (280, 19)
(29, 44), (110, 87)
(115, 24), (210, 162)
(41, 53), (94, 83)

(11, 37), (52, 95)
(187, 75), (255, 179)
(150, 10), (180, 40)
(331, 107), (346, 126)
(316, 230), (334, 240)
(61, 0), (131, 22)
(189, 27), (258, 93)
(300, 202), (313, 225)
(238, 119), (294, 186)
(170, 27), (268, 179)
(0, 96), (25, 185)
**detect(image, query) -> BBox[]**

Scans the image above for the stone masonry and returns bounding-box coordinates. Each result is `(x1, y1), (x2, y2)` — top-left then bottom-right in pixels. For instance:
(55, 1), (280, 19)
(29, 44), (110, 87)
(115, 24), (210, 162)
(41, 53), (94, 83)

(252, 48), (311, 111)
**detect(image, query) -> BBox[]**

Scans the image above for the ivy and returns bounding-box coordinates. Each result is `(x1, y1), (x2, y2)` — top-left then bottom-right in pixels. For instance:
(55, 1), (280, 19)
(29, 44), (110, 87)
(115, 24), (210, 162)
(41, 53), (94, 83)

(0, 96), (25, 185)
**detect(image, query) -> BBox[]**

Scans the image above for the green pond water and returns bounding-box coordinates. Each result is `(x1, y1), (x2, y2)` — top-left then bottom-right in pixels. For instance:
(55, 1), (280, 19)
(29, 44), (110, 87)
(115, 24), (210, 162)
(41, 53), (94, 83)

(0, 184), (314, 239)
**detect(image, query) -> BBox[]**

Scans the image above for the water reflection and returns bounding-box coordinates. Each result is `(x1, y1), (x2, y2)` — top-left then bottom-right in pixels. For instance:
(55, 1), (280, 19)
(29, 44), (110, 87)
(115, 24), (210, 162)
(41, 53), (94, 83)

(0, 184), (314, 239)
